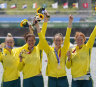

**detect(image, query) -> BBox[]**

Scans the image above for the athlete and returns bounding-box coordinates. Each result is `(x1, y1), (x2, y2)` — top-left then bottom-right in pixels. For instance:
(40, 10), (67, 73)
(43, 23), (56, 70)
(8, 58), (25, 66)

(37, 15), (73, 87)
(66, 26), (96, 87)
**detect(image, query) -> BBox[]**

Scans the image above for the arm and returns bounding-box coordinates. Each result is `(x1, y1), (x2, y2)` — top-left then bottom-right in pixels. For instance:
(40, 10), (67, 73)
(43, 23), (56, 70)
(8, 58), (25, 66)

(38, 31), (51, 54)
(66, 50), (72, 69)
(18, 50), (25, 71)
(86, 26), (96, 48)
(34, 14), (50, 52)
(41, 13), (49, 36)
(29, 25), (34, 34)
(13, 44), (28, 54)
(18, 59), (24, 71)
(62, 15), (73, 52)
(35, 20), (51, 54)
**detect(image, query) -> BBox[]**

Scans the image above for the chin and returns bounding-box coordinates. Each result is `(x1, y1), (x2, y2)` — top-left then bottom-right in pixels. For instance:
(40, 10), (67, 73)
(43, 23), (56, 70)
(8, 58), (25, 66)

(57, 45), (61, 48)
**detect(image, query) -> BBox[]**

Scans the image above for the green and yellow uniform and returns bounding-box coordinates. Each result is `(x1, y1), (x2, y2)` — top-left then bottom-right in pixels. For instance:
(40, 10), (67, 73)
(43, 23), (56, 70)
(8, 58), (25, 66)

(38, 27), (71, 87)
(0, 48), (21, 87)
(66, 26), (96, 87)
(18, 22), (47, 87)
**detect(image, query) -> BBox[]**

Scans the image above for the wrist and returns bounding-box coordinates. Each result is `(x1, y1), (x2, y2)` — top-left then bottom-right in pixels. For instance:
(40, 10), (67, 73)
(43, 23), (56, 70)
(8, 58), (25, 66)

(68, 24), (72, 28)
(44, 19), (48, 22)
(67, 57), (71, 62)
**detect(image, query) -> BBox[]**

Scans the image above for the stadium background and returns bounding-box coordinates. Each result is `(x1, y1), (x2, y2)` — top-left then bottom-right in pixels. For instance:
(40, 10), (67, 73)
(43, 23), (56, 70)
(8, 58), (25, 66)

(0, 0), (96, 87)
(0, 0), (96, 46)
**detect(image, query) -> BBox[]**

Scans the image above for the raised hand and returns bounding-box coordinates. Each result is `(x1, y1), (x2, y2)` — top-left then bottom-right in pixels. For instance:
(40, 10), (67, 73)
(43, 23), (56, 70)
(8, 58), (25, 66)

(69, 15), (73, 22)
(44, 11), (50, 22)
(68, 15), (73, 28)
(33, 18), (41, 33)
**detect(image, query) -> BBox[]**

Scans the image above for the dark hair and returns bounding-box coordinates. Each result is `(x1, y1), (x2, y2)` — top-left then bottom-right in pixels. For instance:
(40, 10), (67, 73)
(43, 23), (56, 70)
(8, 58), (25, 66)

(75, 32), (86, 42)
(24, 32), (35, 42)
(53, 33), (63, 41)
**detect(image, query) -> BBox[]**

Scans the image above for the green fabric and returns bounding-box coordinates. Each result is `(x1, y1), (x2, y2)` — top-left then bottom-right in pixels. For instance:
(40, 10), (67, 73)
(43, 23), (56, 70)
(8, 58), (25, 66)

(23, 76), (44, 87)
(72, 77), (93, 87)
(48, 76), (69, 87)
(2, 78), (20, 87)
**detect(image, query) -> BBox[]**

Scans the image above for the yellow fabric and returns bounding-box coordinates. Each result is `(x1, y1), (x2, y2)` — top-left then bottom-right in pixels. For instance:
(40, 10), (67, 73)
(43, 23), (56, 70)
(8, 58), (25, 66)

(66, 26), (96, 78)
(13, 44), (29, 72)
(38, 27), (71, 77)
(0, 44), (30, 82)
(19, 46), (42, 79)
(18, 22), (47, 79)
(0, 22), (47, 82)
(0, 48), (20, 82)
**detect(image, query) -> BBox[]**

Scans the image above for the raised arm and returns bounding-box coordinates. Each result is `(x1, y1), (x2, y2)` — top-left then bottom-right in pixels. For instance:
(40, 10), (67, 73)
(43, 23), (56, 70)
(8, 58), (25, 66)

(29, 25), (34, 34)
(35, 19), (51, 54)
(86, 26), (96, 49)
(41, 13), (49, 36)
(37, 13), (49, 49)
(62, 15), (73, 53)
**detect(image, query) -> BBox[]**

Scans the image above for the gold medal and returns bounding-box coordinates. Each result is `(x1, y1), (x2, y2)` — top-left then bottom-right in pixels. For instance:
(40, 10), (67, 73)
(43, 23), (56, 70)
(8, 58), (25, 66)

(57, 65), (61, 69)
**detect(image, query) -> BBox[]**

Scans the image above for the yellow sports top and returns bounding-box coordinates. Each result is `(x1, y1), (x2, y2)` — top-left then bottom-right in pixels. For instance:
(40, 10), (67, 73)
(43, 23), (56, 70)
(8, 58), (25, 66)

(0, 48), (20, 82)
(38, 27), (71, 78)
(18, 22), (47, 79)
(66, 26), (96, 78)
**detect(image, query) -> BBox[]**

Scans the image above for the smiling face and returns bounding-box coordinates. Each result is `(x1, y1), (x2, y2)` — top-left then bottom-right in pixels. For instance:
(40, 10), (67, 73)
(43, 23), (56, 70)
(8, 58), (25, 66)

(26, 36), (36, 49)
(76, 36), (85, 46)
(75, 32), (86, 47)
(53, 34), (63, 48)
(5, 37), (14, 48)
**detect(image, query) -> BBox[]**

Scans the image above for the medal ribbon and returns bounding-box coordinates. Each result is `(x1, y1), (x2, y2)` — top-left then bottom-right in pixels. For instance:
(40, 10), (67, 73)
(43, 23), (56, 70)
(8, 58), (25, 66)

(28, 47), (34, 54)
(54, 48), (61, 65)
(6, 45), (13, 49)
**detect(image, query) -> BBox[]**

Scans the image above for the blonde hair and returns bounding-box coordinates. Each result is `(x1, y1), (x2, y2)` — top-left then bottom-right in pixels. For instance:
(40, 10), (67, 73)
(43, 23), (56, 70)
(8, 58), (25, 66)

(53, 33), (63, 41)
(5, 33), (14, 41)
(7, 33), (12, 37)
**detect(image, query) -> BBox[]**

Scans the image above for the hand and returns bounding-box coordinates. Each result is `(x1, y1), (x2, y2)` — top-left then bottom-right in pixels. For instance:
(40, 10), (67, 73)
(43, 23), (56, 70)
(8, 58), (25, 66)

(44, 11), (50, 22)
(67, 51), (71, 61)
(33, 18), (38, 25)
(68, 15), (73, 28)
(33, 18), (41, 33)
(29, 25), (32, 30)
(69, 15), (73, 22)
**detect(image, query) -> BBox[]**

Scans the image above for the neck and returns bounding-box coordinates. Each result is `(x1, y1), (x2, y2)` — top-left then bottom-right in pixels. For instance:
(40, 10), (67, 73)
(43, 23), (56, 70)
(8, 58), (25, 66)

(55, 46), (61, 51)
(6, 48), (12, 53)
(28, 46), (34, 51)
(77, 44), (83, 49)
